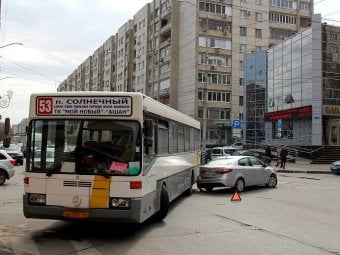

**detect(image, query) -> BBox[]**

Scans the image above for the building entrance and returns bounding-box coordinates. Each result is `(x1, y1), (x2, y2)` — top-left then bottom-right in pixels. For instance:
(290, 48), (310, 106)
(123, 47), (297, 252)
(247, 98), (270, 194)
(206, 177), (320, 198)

(329, 125), (340, 145)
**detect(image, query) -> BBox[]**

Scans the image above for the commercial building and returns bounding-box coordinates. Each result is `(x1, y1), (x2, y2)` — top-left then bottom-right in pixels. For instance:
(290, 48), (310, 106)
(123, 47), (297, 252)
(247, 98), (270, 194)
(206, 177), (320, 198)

(58, 0), (313, 147)
(262, 14), (340, 146)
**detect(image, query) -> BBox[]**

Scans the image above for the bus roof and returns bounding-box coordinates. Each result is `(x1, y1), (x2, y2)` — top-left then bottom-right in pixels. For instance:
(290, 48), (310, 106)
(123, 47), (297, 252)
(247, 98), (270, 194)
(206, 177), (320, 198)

(29, 92), (200, 129)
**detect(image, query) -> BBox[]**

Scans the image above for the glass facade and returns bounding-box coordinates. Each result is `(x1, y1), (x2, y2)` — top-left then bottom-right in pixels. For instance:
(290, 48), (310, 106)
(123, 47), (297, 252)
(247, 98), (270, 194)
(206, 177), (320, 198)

(244, 51), (267, 144)
(267, 28), (313, 113)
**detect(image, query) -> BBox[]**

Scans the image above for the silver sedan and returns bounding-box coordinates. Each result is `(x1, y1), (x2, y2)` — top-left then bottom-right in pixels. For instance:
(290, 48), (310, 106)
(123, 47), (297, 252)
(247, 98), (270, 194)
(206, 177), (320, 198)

(197, 156), (277, 192)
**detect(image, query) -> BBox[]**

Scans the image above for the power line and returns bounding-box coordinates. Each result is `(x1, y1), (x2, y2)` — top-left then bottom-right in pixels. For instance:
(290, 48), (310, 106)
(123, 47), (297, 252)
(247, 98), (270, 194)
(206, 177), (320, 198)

(0, 56), (62, 84)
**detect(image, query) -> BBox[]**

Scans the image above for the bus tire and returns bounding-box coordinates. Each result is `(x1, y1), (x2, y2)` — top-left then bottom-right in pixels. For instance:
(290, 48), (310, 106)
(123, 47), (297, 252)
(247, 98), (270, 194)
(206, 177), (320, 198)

(154, 184), (169, 221)
(184, 172), (194, 196)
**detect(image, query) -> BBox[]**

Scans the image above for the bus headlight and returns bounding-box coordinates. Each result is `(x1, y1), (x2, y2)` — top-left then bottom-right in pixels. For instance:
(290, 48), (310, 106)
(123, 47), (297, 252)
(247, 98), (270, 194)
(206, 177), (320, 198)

(110, 198), (130, 209)
(29, 194), (46, 205)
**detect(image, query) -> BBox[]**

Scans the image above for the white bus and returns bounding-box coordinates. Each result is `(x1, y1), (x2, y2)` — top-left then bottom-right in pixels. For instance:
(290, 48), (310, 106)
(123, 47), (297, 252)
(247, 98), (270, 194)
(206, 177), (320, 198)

(23, 92), (201, 223)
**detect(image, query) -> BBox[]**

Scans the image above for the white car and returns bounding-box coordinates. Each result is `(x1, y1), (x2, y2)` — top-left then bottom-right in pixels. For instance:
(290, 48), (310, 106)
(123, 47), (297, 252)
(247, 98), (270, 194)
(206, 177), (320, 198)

(231, 142), (244, 150)
(197, 156), (277, 192)
(210, 146), (237, 160)
(0, 149), (15, 185)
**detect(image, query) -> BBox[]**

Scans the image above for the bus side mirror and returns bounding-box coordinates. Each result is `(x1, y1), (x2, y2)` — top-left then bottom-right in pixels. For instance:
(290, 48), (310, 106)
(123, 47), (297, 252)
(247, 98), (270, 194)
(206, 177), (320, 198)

(143, 120), (153, 151)
(3, 118), (11, 148)
(4, 118), (10, 135)
(143, 120), (153, 137)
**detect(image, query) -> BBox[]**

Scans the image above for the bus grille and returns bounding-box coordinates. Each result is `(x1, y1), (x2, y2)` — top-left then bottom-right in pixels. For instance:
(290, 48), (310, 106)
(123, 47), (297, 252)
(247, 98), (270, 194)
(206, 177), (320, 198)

(63, 181), (92, 188)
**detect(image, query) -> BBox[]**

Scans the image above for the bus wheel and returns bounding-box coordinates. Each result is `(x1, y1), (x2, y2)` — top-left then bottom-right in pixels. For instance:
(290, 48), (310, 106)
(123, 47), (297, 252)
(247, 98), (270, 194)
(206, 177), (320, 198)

(154, 184), (169, 221)
(184, 172), (194, 196)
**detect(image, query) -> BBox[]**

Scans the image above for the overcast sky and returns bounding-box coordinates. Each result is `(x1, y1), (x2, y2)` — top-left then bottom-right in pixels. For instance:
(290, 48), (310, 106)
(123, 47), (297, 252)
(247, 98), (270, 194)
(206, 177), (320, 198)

(0, 0), (339, 125)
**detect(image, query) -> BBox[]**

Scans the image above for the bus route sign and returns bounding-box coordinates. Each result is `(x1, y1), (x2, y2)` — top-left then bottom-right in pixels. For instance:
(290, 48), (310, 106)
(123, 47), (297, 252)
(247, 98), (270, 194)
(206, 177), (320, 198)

(36, 96), (132, 116)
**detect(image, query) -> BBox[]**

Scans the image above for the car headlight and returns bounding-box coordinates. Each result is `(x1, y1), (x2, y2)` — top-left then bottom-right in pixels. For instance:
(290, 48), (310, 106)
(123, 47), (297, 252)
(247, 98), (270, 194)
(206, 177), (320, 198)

(110, 198), (130, 209)
(29, 194), (46, 205)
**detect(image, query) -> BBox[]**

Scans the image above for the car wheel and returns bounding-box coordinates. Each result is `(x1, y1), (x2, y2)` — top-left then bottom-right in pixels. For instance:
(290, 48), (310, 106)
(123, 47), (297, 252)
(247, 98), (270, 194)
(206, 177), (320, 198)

(205, 187), (213, 192)
(154, 184), (169, 221)
(267, 174), (277, 188)
(234, 178), (245, 193)
(0, 170), (7, 185)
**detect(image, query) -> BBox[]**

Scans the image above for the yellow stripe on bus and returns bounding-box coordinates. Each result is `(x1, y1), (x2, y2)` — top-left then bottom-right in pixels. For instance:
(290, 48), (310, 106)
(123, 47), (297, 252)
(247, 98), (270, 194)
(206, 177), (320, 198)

(90, 175), (112, 208)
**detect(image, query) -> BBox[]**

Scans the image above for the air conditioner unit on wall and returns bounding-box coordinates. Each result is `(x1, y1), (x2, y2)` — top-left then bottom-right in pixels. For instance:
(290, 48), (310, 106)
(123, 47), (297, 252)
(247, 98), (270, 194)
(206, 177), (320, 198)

(210, 65), (215, 70)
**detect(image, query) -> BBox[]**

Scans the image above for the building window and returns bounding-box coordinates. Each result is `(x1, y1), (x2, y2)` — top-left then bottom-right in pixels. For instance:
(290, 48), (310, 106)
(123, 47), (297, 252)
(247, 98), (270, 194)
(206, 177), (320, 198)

(256, 0), (261, 4)
(208, 109), (230, 120)
(198, 91), (231, 102)
(240, 27), (247, 36)
(240, 61), (244, 69)
(300, 1), (311, 11)
(240, 10), (247, 18)
(239, 96), (244, 106)
(240, 78), (244, 86)
(199, 2), (232, 16)
(240, 44), (246, 52)
(331, 33), (338, 41)
(255, 12), (263, 21)
(255, 29), (262, 38)
(269, 12), (296, 24)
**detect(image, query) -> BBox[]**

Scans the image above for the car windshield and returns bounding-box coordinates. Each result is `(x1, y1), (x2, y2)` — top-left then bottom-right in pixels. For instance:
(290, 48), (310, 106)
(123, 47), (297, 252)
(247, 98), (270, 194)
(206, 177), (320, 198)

(27, 119), (142, 176)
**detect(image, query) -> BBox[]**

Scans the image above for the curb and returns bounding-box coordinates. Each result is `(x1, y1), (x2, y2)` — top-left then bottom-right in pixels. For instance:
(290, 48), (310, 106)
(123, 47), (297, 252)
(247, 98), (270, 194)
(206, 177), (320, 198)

(276, 169), (332, 174)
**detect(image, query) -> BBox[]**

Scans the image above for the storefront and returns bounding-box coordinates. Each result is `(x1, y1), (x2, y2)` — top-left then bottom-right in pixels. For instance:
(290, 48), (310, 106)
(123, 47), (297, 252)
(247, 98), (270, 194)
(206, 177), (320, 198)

(323, 106), (340, 146)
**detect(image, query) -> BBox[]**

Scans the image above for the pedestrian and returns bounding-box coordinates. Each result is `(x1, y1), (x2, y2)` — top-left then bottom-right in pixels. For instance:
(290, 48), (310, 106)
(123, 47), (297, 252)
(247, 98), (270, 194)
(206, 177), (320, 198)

(280, 146), (288, 169)
(275, 145), (281, 167)
(265, 146), (272, 158)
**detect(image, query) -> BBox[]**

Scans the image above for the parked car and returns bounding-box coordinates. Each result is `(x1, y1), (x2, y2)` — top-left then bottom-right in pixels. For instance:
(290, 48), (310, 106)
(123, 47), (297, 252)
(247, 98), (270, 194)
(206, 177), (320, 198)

(238, 150), (272, 165)
(0, 149), (15, 185)
(231, 142), (244, 150)
(197, 156), (277, 192)
(210, 146), (237, 160)
(330, 160), (340, 175)
(1, 144), (24, 166)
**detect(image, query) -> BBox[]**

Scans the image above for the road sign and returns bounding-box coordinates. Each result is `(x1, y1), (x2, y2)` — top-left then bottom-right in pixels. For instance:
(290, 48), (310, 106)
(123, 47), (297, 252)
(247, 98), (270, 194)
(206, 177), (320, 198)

(231, 190), (241, 202)
(233, 120), (241, 129)
(278, 119), (282, 129)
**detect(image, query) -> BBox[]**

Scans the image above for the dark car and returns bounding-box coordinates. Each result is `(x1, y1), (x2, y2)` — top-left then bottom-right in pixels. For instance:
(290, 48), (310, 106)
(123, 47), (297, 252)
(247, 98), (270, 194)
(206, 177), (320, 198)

(2, 144), (24, 166)
(238, 150), (272, 165)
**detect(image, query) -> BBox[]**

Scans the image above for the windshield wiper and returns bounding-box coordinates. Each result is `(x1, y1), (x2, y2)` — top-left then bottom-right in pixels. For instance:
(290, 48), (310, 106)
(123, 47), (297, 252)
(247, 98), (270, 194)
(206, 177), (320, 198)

(46, 161), (63, 177)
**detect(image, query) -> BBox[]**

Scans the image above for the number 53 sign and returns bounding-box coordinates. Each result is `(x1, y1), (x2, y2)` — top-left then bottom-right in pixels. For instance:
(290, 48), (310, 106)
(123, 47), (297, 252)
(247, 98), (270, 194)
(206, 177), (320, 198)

(37, 97), (53, 115)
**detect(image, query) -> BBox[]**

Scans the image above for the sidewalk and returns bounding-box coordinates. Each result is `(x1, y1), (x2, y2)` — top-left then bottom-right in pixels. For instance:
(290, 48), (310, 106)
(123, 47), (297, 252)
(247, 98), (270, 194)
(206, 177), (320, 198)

(273, 157), (332, 174)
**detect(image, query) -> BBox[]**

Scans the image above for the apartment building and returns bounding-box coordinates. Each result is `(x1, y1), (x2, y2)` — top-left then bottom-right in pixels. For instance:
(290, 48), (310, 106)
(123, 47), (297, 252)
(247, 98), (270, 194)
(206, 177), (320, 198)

(58, 0), (313, 147)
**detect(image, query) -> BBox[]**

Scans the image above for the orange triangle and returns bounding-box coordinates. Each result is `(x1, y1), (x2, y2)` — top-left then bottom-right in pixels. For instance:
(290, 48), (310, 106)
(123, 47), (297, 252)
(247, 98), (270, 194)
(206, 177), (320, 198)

(231, 190), (241, 202)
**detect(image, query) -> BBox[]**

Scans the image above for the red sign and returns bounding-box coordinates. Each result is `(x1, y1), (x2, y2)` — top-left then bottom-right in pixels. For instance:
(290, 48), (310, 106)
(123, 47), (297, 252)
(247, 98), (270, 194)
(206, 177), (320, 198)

(264, 105), (312, 121)
(37, 97), (53, 115)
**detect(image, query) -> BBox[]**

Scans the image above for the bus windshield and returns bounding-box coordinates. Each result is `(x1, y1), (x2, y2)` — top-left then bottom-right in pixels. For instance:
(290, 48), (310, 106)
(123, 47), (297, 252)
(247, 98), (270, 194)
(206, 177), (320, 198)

(27, 119), (141, 176)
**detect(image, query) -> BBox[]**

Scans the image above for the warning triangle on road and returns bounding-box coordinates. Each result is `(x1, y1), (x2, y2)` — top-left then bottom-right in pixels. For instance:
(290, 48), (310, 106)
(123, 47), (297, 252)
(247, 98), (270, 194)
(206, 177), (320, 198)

(231, 190), (241, 202)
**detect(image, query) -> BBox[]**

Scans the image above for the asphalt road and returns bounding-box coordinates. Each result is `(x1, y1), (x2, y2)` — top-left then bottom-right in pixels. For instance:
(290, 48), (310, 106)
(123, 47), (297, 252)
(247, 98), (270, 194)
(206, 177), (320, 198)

(1, 163), (339, 255)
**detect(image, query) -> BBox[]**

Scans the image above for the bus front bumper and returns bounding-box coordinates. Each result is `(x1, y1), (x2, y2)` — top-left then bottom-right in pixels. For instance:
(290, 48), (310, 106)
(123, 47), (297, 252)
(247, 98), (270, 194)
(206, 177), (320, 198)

(23, 194), (150, 223)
